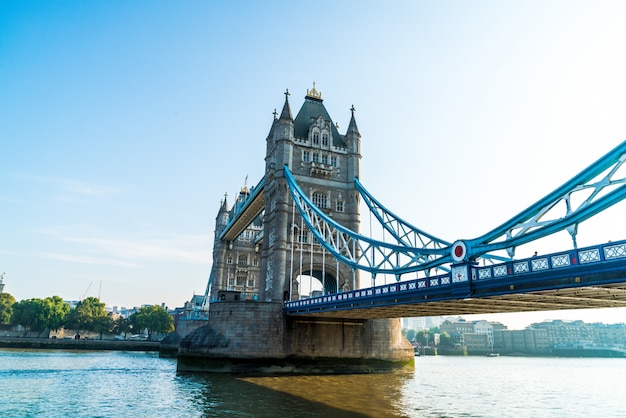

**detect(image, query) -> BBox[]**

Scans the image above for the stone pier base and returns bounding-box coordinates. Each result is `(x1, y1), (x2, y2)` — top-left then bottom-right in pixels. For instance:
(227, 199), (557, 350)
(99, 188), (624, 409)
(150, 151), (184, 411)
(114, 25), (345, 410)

(176, 302), (414, 374)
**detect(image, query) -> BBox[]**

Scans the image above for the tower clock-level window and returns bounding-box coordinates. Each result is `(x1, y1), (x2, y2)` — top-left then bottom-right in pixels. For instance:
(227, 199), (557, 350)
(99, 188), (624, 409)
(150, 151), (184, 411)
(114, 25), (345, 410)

(312, 191), (327, 209)
(236, 273), (246, 287)
(336, 199), (345, 212)
(303, 150), (310, 162)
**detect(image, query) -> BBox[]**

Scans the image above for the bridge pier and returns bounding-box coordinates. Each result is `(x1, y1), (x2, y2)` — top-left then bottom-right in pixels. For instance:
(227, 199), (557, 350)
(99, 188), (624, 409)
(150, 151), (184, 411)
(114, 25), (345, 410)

(176, 302), (414, 374)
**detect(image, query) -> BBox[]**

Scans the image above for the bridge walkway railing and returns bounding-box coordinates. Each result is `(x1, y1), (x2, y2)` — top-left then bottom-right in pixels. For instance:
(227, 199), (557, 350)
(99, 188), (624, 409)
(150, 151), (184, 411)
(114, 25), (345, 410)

(284, 240), (626, 314)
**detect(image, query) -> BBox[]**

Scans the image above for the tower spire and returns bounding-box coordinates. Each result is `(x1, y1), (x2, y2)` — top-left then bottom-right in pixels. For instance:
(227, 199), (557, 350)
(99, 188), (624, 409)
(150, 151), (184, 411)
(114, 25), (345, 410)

(346, 104), (360, 138)
(219, 192), (229, 213)
(279, 89), (293, 121)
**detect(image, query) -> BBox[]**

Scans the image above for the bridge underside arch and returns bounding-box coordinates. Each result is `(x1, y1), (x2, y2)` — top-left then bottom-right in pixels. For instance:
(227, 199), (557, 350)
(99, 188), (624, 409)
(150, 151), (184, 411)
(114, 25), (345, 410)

(292, 268), (337, 300)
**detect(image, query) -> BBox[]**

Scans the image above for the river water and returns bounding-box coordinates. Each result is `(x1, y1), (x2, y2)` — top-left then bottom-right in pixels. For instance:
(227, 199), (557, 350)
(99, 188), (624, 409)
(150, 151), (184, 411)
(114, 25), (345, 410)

(1, 348), (624, 417)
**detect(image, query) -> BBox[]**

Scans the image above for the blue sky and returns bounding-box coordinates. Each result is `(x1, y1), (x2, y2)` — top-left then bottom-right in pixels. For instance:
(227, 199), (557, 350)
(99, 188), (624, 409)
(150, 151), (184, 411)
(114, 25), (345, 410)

(2, 1), (626, 327)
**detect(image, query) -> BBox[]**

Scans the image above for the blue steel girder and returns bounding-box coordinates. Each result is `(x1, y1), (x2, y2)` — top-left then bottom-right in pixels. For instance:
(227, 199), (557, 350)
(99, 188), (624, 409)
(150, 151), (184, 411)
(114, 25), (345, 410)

(355, 177), (451, 273)
(459, 140), (626, 261)
(284, 140), (626, 275)
(285, 167), (452, 275)
(355, 178), (510, 268)
(355, 177), (451, 250)
(284, 240), (626, 318)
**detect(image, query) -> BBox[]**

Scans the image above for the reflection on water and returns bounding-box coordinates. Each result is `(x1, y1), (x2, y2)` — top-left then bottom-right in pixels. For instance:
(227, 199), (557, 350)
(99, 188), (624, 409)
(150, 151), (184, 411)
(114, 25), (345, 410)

(229, 374), (410, 417)
(0, 349), (409, 417)
(1, 349), (625, 417)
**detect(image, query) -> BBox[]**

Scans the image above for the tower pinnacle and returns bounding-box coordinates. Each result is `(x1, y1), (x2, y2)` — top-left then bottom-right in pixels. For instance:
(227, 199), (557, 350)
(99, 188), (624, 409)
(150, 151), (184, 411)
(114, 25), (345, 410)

(306, 81), (322, 100)
(279, 89), (293, 120)
(347, 104), (360, 138)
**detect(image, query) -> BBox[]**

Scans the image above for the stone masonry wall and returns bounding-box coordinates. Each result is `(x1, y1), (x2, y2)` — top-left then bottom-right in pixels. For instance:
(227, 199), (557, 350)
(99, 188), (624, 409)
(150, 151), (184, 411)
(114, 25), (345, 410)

(179, 301), (285, 359)
(286, 317), (413, 360)
(177, 301), (414, 373)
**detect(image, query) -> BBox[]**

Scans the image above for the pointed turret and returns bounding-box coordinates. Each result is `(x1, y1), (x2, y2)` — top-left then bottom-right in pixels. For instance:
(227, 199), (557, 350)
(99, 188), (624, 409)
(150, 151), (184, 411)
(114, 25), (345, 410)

(266, 108), (278, 141)
(279, 89), (293, 121)
(219, 192), (229, 213)
(216, 193), (230, 229)
(345, 105), (361, 154)
(345, 105), (361, 182)
(268, 89), (295, 170)
(346, 105), (361, 139)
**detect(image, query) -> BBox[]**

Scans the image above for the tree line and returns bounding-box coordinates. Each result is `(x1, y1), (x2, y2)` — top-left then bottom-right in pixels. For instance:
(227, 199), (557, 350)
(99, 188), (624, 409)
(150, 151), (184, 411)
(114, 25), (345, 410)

(0, 292), (174, 339)
(404, 326), (452, 347)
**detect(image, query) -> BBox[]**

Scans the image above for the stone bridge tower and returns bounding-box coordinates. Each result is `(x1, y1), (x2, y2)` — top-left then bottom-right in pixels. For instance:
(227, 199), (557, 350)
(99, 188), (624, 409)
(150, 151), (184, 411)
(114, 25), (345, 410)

(261, 85), (362, 302)
(178, 86), (414, 374)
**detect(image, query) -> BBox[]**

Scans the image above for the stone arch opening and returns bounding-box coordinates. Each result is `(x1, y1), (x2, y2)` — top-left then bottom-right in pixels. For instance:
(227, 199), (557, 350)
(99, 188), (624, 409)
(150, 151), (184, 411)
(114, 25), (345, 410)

(292, 268), (337, 300)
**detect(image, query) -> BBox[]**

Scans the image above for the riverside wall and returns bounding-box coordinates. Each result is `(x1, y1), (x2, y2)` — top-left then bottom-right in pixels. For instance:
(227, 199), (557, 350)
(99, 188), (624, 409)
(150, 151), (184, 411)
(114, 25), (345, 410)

(0, 337), (159, 351)
(176, 301), (415, 374)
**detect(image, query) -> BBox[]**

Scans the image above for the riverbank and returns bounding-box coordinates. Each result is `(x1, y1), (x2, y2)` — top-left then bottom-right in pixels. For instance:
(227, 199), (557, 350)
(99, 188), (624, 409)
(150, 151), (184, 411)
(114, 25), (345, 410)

(0, 337), (160, 351)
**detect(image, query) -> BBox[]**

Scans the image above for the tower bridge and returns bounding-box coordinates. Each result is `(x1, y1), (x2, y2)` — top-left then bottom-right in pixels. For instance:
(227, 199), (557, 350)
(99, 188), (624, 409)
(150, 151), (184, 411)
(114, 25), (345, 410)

(177, 85), (626, 374)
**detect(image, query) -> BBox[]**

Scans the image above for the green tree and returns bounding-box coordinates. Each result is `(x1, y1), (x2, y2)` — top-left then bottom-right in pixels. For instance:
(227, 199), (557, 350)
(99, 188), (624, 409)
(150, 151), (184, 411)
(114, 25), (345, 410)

(11, 298), (50, 334)
(112, 316), (131, 338)
(128, 305), (174, 339)
(0, 292), (16, 324)
(438, 331), (452, 347)
(405, 329), (416, 342)
(64, 297), (108, 335)
(10, 296), (70, 335)
(92, 314), (114, 340)
(415, 330), (430, 346)
(44, 296), (70, 331)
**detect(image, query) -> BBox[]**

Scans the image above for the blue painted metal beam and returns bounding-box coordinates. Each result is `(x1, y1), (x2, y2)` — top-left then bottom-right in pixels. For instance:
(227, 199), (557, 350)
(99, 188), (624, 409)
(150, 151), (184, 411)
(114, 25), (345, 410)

(284, 140), (626, 275)
(462, 140), (626, 260)
(284, 240), (626, 318)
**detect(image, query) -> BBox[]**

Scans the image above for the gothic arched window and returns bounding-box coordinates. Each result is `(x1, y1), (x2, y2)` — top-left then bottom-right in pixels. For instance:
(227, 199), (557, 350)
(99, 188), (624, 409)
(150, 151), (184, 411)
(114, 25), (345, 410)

(313, 131), (320, 144)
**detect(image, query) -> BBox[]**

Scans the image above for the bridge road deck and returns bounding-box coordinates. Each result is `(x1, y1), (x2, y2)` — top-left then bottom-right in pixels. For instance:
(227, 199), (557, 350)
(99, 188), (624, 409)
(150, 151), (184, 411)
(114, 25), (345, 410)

(284, 240), (626, 319)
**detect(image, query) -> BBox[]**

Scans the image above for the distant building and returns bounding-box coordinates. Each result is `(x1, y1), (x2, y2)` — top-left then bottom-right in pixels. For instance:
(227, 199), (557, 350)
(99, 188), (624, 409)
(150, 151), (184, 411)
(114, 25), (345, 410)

(530, 320), (595, 346)
(402, 316), (454, 332)
(403, 317), (427, 330)
(440, 319), (502, 351)
(494, 319), (626, 353)
(171, 294), (208, 329)
(494, 328), (550, 353)
(594, 323), (626, 346)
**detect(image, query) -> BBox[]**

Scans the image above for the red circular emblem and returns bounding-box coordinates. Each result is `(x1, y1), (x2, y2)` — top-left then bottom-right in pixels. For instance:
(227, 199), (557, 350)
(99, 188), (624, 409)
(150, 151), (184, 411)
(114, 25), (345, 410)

(451, 240), (467, 262)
